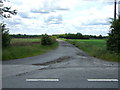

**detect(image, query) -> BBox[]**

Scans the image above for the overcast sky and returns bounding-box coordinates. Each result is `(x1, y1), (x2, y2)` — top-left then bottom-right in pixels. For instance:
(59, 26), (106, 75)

(2, 0), (120, 35)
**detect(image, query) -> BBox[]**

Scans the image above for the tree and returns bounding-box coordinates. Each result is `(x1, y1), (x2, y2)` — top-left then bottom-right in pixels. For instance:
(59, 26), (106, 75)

(0, 0), (17, 18)
(1, 23), (11, 47)
(107, 18), (120, 53)
(98, 35), (102, 39)
(0, 0), (17, 47)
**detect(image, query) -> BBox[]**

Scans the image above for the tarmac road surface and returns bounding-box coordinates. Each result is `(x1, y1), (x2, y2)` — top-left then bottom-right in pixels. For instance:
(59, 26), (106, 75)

(2, 40), (119, 88)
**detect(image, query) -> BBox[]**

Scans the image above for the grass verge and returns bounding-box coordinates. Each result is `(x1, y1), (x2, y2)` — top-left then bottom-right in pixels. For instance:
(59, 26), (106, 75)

(65, 39), (119, 62)
(2, 38), (58, 61)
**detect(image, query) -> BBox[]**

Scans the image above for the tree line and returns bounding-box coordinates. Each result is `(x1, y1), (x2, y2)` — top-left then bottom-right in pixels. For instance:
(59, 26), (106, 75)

(9, 33), (107, 39)
(10, 34), (42, 38)
(53, 33), (107, 39)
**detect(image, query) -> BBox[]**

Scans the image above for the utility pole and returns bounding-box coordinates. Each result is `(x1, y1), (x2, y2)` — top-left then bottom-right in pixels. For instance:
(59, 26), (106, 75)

(118, 1), (120, 20)
(114, 0), (117, 19)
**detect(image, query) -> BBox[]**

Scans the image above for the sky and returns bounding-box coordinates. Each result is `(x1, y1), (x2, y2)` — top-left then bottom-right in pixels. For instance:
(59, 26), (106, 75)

(1, 0), (120, 36)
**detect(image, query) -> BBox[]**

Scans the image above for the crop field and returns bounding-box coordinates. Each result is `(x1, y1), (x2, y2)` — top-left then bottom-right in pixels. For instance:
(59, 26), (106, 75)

(11, 38), (41, 46)
(66, 39), (119, 62)
(2, 38), (58, 60)
(11, 38), (41, 42)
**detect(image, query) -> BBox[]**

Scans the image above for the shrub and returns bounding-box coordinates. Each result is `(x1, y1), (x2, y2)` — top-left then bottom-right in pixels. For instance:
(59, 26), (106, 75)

(41, 34), (57, 45)
(107, 18), (120, 53)
(41, 34), (52, 45)
(1, 23), (11, 47)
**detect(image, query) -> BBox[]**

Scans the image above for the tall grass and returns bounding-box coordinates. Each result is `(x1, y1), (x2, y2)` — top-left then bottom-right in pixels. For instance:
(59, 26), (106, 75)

(2, 38), (58, 60)
(66, 39), (119, 62)
(11, 38), (41, 44)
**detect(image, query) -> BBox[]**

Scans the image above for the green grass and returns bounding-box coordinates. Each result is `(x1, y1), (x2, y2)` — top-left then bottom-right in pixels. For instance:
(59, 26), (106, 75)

(66, 39), (119, 62)
(2, 38), (58, 60)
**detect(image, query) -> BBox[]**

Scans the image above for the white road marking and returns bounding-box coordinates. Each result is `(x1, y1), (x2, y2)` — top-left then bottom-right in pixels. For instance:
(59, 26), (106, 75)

(26, 79), (59, 82)
(87, 79), (118, 82)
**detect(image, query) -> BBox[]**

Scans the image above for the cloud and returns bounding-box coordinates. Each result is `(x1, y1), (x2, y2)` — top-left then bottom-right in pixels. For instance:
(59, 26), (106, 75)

(82, 18), (110, 26)
(4, 0), (114, 36)
(119, 1), (120, 4)
(44, 15), (63, 24)
(30, 8), (50, 14)
(5, 17), (22, 26)
(30, 7), (69, 14)
(72, 24), (109, 35)
(55, 7), (70, 11)
(30, 0), (70, 14)
(18, 12), (32, 18)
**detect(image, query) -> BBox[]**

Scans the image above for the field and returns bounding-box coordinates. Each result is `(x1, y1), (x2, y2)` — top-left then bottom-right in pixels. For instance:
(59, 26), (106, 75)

(2, 38), (58, 60)
(66, 39), (119, 62)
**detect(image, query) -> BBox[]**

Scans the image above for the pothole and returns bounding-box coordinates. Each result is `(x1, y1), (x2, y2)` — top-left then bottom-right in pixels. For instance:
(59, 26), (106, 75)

(32, 56), (72, 66)
(16, 72), (29, 76)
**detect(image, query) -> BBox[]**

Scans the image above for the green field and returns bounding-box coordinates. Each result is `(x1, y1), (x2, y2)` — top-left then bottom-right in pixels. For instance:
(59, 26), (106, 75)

(2, 38), (58, 60)
(66, 39), (119, 62)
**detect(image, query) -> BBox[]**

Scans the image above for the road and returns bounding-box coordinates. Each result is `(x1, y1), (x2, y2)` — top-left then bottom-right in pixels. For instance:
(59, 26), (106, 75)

(2, 40), (119, 88)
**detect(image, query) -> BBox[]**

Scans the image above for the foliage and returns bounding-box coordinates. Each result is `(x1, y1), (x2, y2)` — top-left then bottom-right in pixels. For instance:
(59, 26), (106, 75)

(41, 34), (56, 45)
(0, 0), (17, 47)
(0, 0), (17, 18)
(107, 18), (120, 53)
(54, 33), (106, 39)
(41, 34), (52, 45)
(1, 23), (11, 47)
(10, 34), (42, 38)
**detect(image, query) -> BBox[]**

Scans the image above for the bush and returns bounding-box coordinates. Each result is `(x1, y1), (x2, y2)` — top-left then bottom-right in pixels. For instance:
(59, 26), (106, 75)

(41, 34), (56, 45)
(107, 18), (120, 53)
(50, 36), (57, 44)
(1, 23), (11, 47)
